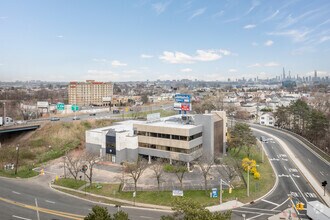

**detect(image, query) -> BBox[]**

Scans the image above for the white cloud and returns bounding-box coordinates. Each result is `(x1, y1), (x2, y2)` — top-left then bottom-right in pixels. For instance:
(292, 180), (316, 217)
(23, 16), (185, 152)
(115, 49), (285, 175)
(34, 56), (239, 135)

(264, 40), (274, 46)
(189, 7), (206, 20)
(111, 60), (127, 67)
(212, 10), (224, 18)
(245, 0), (260, 15)
(252, 42), (258, 46)
(228, 69), (237, 73)
(180, 68), (192, 72)
(140, 54), (154, 59)
(248, 62), (279, 67)
(268, 29), (311, 42)
(264, 62), (279, 67)
(319, 36), (330, 43)
(243, 24), (256, 29)
(152, 2), (170, 15)
(262, 10), (279, 22)
(92, 58), (108, 62)
(56, 35), (64, 38)
(159, 49), (231, 64)
(248, 63), (262, 68)
(160, 51), (194, 64)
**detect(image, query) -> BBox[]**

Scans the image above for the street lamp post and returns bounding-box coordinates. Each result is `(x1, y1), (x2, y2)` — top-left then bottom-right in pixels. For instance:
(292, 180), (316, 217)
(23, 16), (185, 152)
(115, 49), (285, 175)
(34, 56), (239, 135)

(15, 145), (19, 175)
(247, 164), (259, 197)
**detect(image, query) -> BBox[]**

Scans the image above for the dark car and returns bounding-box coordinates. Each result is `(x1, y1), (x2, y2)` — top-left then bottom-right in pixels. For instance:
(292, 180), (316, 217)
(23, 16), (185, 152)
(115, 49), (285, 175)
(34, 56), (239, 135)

(89, 113), (96, 116)
(113, 109), (120, 114)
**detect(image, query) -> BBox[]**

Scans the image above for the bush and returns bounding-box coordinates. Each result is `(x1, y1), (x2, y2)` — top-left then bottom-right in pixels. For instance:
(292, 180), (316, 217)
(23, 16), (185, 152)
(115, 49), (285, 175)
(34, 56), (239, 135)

(254, 171), (260, 179)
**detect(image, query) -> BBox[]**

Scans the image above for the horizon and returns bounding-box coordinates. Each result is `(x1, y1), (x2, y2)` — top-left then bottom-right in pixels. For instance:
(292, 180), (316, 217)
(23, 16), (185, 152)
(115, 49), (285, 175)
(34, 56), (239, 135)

(1, 0), (330, 82)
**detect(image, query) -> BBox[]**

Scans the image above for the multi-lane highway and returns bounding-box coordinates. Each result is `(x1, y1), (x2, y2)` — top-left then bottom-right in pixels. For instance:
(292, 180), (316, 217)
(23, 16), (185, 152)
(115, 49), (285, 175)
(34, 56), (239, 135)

(232, 125), (329, 220)
(0, 175), (171, 220)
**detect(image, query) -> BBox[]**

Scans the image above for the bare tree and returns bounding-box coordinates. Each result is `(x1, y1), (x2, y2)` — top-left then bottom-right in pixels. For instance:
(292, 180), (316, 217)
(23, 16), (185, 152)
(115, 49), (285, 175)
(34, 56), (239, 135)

(150, 158), (165, 192)
(65, 152), (82, 180)
(164, 163), (188, 190)
(196, 156), (214, 194)
(82, 152), (100, 186)
(123, 157), (148, 193)
(214, 157), (240, 187)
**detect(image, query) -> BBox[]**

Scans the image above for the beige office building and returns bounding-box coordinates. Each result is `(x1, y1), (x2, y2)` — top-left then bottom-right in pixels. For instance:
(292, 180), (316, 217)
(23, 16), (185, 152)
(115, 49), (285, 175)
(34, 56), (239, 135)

(68, 80), (113, 106)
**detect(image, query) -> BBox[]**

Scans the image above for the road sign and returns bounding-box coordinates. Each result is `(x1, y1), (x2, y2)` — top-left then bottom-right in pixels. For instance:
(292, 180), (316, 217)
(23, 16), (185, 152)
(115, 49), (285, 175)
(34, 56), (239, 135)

(57, 103), (65, 111)
(71, 105), (79, 112)
(175, 94), (191, 103)
(211, 188), (218, 198)
(172, 190), (183, 196)
(82, 164), (88, 172)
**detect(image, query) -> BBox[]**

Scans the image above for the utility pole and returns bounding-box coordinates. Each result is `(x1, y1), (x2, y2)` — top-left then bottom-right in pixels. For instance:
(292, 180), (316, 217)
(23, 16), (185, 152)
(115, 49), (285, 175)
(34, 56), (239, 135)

(247, 166), (250, 197)
(3, 102), (6, 126)
(220, 178), (223, 204)
(15, 145), (19, 175)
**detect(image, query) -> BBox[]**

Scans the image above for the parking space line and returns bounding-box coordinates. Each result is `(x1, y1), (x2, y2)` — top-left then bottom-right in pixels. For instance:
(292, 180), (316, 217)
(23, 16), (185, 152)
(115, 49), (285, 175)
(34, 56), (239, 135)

(261, 199), (280, 206)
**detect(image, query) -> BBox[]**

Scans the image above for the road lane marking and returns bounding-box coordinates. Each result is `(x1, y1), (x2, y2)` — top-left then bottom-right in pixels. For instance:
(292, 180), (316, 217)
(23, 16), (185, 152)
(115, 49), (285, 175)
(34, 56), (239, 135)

(239, 207), (281, 212)
(12, 215), (32, 220)
(288, 168), (298, 172)
(308, 158), (311, 163)
(261, 199), (280, 206)
(284, 166), (287, 170)
(232, 210), (273, 215)
(291, 174), (300, 178)
(35, 198), (40, 220)
(304, 192), (317, 198)
(12, 191), (21, 195)
(320, 171), (324, 176)
(278, 174), (289, 177)
(0, 196), (84, 220)
(247, 214), (264, 220)
(45, 200), (56, 204)
(289, 175), (307, 202)
(271, 198), (289, 210)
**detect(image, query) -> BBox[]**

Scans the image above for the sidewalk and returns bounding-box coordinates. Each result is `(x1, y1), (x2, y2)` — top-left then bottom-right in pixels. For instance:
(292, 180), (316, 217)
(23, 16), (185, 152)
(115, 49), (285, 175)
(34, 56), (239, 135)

(268, 208), (299, 220)
(206, 200), (245, 212)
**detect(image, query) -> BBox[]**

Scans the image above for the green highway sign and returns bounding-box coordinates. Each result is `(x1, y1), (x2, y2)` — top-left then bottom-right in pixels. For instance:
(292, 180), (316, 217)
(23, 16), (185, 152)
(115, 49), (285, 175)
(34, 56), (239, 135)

(71, 104), (79, 112)
(57, 103), (65, 111)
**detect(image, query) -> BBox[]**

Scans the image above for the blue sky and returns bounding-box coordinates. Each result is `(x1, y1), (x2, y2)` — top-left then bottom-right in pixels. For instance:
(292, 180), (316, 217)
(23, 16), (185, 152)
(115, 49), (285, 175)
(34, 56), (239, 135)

(0, 0), (330, 82)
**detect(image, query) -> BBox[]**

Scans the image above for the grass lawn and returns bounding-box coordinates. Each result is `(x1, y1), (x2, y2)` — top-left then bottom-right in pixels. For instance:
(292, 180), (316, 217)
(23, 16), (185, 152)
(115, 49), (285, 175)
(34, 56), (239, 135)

(0, 166), (38, 178)
(54, 178), (87, 189)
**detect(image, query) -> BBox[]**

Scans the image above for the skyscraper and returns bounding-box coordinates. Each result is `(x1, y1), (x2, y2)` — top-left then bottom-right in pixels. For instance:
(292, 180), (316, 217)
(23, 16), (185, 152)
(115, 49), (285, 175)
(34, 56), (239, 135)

(282, 67), (286, 80)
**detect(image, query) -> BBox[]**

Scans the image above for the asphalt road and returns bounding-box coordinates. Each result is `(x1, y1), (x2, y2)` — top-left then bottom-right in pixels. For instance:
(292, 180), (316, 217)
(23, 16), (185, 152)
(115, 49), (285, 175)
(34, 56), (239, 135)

(250, 124), (330, 190)
(231, 129), (325, 220)
(33, 104), (173, 123)
(0, 176), (172, 220)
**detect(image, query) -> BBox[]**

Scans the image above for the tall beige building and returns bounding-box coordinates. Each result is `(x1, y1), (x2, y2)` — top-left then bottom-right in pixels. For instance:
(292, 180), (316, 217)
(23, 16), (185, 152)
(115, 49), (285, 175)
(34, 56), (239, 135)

(68, 80), (113, 106)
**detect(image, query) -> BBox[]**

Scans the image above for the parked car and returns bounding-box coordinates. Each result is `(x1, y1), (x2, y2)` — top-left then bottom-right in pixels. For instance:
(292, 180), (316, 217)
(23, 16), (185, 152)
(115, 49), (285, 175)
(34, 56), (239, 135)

(72, 116), (80, 120)
(89, 113), (96, 116)
(50, 117), (60, 121)
(113, 109), (120, 114)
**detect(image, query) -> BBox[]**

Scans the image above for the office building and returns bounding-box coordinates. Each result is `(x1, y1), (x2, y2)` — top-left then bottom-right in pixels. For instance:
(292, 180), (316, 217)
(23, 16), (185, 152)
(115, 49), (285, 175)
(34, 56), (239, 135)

(85, 111), (227, 168)
(68, 80), (113, 106)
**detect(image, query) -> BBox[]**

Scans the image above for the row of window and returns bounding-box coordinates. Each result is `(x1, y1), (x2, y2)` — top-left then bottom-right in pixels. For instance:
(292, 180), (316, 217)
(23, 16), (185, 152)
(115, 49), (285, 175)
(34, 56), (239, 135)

(136, 131), (202, 141)
(139, 142), (202, 154)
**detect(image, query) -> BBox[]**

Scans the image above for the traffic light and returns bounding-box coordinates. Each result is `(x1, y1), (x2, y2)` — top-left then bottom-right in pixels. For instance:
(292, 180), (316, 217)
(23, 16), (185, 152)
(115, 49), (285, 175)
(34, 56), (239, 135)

(322, 181), (327, 187)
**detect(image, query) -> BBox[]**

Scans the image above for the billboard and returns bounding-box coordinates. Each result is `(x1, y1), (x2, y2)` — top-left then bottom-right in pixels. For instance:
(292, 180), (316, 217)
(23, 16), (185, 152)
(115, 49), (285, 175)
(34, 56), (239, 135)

(147, 113), (160, 122)
(37, 101), (49, 108)
(102, 97), (112, 102)
(181, 103), (191, 111)
(175, 94), (191, 103)
(173, 102), (182, 111)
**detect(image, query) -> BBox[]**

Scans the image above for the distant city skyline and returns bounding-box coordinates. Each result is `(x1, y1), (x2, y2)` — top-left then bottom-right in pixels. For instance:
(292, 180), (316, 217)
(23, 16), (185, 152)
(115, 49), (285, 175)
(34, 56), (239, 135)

(1, 0), (330, 82)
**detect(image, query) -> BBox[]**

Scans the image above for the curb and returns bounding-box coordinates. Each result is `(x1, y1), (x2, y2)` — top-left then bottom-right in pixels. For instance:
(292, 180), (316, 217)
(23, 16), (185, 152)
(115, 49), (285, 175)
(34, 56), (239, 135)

(50, 183), (173, 212)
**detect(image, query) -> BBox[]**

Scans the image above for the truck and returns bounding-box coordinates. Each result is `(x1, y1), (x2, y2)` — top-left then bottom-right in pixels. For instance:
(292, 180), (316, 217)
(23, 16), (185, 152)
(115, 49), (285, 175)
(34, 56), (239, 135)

(0, 116), (14, 126)
(307, 200), (330, 220)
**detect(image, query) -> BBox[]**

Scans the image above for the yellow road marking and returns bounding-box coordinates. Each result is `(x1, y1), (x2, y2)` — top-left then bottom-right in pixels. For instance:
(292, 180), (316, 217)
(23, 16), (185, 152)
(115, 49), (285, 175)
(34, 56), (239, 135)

(0, 197), (85, 220)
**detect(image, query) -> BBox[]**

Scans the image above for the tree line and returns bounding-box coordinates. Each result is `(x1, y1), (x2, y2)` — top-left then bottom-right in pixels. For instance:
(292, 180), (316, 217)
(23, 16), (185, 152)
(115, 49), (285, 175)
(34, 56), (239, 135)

(274, 99), (329, 153)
